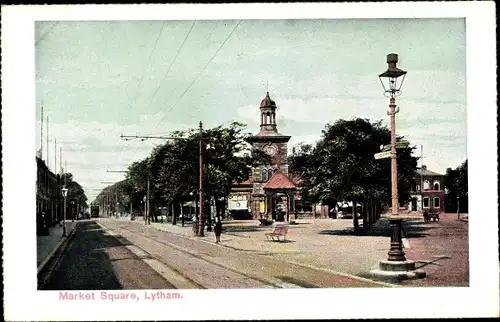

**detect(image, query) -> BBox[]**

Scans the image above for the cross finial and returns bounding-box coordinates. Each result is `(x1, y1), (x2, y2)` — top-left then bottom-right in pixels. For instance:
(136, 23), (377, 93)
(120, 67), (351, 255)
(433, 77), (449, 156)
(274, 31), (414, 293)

(266, 81), (268, 93)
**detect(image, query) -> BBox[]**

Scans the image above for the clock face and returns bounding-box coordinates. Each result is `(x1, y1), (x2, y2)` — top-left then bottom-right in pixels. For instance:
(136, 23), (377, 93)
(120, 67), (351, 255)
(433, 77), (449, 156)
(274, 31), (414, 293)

(263, 144), (277, 156)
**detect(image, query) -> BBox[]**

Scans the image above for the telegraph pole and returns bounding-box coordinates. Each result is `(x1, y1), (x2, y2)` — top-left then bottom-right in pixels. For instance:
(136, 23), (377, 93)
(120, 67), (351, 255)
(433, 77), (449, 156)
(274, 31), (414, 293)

(54, 138), (57, 175)
(146, 175), (151, 225)
(40, 102), (43, 159)
(420, 144), (424, 212)
(120, 122), (205, 236)
(46, 115), (49, 168)
(197, 121), (205, 237)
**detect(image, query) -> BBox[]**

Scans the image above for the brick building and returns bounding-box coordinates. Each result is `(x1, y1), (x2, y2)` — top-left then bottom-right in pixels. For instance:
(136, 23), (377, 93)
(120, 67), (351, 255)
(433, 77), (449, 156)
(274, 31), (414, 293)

(36, 156), (60, 231)
(229, 92), (322, 220)
(407, 165), (445, 212)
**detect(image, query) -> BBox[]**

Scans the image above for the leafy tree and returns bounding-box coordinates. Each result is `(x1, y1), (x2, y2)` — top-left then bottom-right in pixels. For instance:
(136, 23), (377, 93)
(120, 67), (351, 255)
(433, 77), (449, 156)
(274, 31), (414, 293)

(60, 172), (88, 219)
(288, 118), (418, 232)
(117, 122), (270, 236)
(444, 159), (468, 213)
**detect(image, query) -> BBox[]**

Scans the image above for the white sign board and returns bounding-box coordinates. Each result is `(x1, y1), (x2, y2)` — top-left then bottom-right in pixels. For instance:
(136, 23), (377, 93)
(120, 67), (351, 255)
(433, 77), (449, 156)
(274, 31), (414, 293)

(228, 200), (248, 210)
(374, 151), (391, 159)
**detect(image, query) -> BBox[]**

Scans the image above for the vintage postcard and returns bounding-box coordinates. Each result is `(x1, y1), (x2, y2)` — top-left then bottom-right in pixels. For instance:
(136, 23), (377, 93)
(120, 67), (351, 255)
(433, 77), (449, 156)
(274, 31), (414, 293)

(2, 2), (498, 320)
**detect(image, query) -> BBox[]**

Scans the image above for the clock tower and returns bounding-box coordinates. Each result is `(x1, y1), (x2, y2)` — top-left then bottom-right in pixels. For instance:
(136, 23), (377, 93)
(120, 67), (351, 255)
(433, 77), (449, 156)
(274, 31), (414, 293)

(245, 92), (293, 219)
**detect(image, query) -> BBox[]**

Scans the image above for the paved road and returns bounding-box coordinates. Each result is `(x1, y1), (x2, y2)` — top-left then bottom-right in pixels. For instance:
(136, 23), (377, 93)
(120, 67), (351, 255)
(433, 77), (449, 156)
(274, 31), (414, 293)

(40, 221), (175, 290)
(100, 219), (389, 289)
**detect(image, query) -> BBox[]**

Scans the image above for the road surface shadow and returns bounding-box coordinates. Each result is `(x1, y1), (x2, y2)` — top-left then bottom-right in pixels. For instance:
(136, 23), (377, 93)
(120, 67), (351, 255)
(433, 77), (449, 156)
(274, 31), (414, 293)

(39, 221), (133, 290)
(264, 239), (296, 243)
(223, 226), (263, 233)
(319, 220), (436, 238)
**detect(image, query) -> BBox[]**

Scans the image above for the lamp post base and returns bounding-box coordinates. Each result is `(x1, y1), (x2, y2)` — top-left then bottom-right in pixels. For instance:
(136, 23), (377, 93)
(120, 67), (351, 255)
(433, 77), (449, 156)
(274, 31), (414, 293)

(370, 260), (426, 280)
(370, 216), (426, 280)
(387, 216), (407, 261)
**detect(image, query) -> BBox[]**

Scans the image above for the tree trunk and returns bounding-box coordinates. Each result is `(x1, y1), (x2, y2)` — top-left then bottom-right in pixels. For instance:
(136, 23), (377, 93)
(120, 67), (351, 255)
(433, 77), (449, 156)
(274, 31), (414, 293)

(352, 198), (359, 231)
(369, 200), (374, 227)
(181, 200), (185, 227)
(172, 201), (178, 225)
(206, 198), (212, 232)
(195, 196), (199, 220)
(362, 201), (368, 232)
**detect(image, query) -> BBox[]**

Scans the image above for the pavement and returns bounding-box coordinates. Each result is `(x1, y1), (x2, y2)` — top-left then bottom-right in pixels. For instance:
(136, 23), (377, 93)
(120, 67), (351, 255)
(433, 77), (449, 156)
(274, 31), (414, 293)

(37, 220), (78, 271)
(105, 212), (469, 287)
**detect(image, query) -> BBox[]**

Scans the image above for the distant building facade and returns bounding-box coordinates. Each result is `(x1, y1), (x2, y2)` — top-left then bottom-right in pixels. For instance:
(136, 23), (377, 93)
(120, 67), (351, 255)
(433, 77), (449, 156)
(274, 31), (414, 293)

(37, 156), (60, 231)
(407, 165), (445, 212)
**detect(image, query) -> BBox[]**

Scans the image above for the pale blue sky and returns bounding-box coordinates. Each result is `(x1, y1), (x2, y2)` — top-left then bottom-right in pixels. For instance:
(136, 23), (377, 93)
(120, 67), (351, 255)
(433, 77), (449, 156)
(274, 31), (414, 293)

(35, 18), (467, 199)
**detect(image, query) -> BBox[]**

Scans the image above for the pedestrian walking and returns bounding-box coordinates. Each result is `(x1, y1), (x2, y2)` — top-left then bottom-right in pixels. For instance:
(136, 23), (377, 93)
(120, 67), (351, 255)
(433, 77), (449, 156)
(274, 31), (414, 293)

(423, 209), (430, 223)
(214, 216), (222, 243)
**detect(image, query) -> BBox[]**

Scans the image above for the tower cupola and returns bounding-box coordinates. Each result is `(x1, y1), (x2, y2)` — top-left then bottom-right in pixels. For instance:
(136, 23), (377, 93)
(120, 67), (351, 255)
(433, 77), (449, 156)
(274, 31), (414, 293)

(259, 92), (278, 134)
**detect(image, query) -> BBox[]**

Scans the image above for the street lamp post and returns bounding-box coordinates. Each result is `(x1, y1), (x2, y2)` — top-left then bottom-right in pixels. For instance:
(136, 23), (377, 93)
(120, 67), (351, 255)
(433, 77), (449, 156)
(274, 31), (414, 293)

(378, 53), (408, 262)
(372, 54), (425, 279)
(61, 187), (68, 237)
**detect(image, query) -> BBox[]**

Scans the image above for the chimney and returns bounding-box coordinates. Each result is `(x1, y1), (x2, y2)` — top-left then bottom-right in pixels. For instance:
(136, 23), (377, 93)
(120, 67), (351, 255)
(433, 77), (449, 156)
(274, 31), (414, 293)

(422, 165), (427, 171)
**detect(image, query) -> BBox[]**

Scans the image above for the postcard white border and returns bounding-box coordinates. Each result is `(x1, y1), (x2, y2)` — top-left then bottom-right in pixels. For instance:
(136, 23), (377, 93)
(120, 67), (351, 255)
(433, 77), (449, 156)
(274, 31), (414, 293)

(2, 2), (498, 320)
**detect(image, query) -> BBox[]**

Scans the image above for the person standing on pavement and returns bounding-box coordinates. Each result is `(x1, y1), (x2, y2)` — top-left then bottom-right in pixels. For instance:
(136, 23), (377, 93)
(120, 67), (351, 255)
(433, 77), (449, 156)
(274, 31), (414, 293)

(214, 216), (222, 243)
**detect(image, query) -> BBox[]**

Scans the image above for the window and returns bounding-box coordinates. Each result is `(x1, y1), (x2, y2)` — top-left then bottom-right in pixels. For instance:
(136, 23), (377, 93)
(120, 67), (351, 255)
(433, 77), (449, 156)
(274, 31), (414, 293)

(433, 181), (440, 191)
(262, 169), (273, 182)
(423, 197), (430, 208)
(423, 180), (430, 190)
(262, 169), (268, 182)
(433, 197), (440, 208)
(416, 184), (420, 192)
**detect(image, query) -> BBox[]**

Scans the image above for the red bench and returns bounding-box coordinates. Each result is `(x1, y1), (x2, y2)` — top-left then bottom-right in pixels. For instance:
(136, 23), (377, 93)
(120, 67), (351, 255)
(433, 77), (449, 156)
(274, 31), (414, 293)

(265, 224), (288, 242)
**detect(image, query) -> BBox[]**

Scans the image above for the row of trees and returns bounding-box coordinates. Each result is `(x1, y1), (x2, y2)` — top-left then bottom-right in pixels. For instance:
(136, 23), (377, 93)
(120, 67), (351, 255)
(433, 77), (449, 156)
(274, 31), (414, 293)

(444, 159), (468, 213)
(94, 122), (270, 236)
(94, 117), (466, 234)
(60, 172), (88, 213)
(287, 118), (419, 232)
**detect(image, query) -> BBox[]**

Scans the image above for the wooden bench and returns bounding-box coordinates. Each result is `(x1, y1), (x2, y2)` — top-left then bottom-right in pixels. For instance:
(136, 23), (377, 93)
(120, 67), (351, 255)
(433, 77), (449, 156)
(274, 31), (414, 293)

(424, 209), (440, 223)
(265, 225), (288, 242)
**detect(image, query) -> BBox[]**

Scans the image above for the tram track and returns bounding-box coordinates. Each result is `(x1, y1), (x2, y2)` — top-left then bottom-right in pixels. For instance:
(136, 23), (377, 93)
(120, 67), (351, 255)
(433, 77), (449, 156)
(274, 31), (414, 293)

(100, 222), (282, 289)
(100, 219), (393, 289)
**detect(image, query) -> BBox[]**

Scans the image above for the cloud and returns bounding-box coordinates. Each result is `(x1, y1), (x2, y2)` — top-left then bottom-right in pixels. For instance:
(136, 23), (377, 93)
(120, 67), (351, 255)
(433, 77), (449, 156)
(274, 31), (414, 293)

(33, 19), (467, 200)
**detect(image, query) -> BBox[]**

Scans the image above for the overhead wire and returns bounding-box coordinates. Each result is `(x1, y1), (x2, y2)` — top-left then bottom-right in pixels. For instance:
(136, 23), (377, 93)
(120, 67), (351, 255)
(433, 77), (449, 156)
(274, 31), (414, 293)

(112, 20), (196, 178)
(35, 22), (59, 46)
(150, 19), (242, 132)
(106, 21), (166, 185)
(143, 21), (197, 111)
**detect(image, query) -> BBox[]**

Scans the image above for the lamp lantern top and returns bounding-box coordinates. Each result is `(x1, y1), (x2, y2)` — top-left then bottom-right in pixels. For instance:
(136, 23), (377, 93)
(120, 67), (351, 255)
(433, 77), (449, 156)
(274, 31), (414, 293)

(61, 186), (68, 197)
(378, 53), (407, 97)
